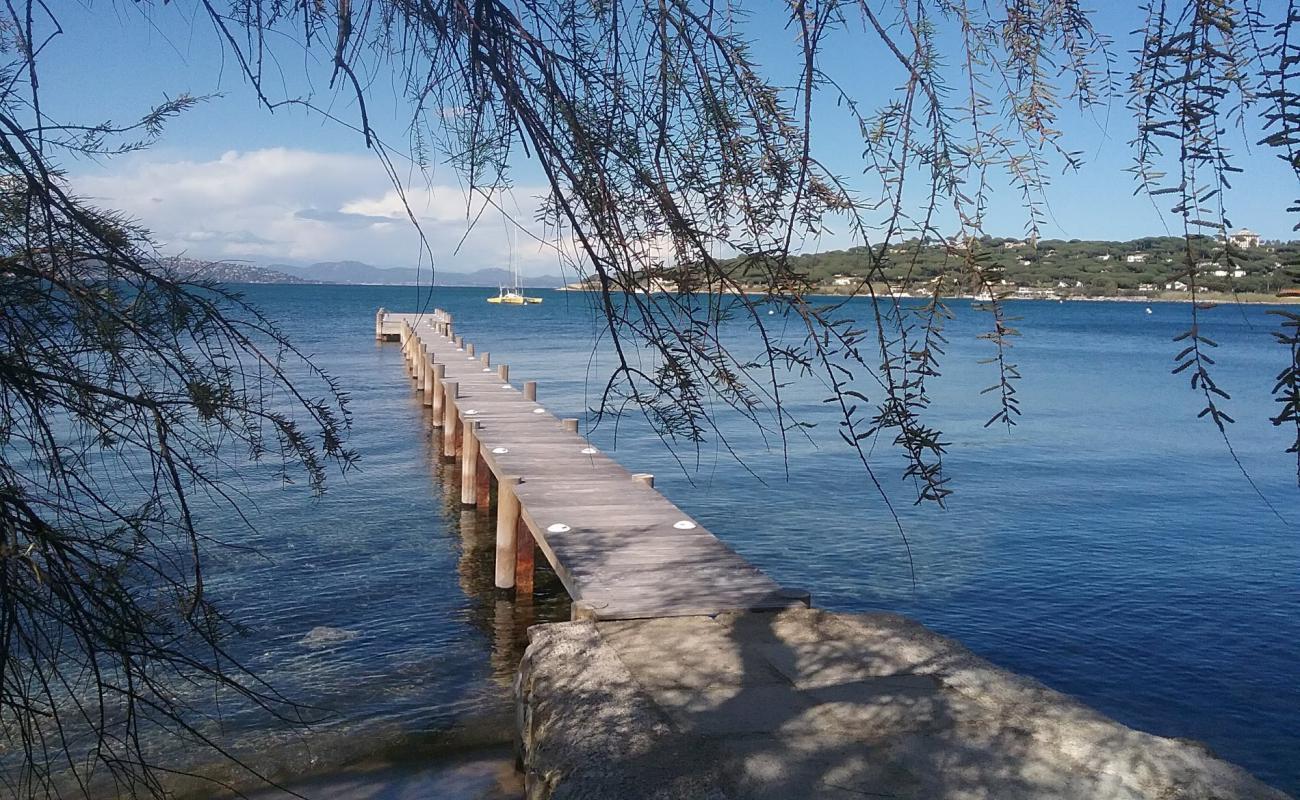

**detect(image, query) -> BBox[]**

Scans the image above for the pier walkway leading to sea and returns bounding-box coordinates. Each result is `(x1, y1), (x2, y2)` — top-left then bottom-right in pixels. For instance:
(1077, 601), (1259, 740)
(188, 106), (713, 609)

(376, 308), (809, 621)
(374, 307), (1286, 800)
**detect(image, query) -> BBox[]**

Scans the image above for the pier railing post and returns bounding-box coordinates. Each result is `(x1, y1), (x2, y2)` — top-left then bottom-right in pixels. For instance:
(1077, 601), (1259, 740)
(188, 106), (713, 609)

(417, 344), (428, 388)
(633, 473), (655, 488)
(524, 381), (537, 401)
(495, 476), (521, 590)
(480, 353), (490, 368)
(562, 418), (578, 434)
(375, 308), (386, 340)
(461, 421), (480, 506)
(431, 364), (446, 425)
(442, 381), (459, 459)
(467, 342), (475, 357)
(498, 364), (509, 382)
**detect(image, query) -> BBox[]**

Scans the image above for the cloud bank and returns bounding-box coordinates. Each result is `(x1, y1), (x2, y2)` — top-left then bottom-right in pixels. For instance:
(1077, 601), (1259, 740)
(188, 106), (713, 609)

(72, 148), (563, 274)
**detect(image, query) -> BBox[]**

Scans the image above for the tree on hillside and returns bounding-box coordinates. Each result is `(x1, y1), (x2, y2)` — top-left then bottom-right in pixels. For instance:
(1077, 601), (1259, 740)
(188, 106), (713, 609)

(2, 0), (1300, 795)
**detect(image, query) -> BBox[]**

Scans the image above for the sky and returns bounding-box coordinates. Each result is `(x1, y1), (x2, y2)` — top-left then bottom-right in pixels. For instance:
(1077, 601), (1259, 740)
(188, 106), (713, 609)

(38, 2), (1300, 275)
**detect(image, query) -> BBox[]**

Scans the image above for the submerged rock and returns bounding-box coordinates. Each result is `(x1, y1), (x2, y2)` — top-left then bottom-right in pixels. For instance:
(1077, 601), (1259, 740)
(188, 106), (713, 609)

(298, 626), (359, 649)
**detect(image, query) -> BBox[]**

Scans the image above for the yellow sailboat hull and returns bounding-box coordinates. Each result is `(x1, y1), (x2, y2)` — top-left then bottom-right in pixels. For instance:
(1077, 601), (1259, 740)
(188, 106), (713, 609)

(487, 293), (543, 305)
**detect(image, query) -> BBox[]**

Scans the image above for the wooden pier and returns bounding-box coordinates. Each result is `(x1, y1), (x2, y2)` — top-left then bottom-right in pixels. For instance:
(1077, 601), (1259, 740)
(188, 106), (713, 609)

(376, 308), (809, 621)
(372, 308), (1287, 800)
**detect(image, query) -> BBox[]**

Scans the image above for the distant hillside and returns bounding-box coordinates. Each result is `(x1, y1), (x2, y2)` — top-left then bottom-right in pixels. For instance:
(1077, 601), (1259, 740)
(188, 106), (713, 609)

(164, 258), (310, 284)
(270, 260), (566, 287)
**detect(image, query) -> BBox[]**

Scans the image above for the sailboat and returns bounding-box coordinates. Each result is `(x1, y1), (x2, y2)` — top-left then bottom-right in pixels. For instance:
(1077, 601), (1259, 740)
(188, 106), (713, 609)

(487, 285), (543, 305)
(486, 236), (542, 304)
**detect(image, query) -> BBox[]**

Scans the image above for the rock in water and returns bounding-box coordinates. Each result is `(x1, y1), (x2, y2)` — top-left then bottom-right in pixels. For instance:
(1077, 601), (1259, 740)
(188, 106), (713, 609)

(298, 626), (358, 649)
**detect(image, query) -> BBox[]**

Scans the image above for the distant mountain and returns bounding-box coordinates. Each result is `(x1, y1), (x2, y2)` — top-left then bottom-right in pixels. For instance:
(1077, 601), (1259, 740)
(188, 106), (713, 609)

(269, 260), (566, 287)
(165, 258), (311, 284)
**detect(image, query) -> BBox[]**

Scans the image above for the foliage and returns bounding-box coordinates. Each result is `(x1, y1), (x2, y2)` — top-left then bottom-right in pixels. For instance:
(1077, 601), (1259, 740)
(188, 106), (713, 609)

(179, 0), (1297, 494)
(737, 235), (1300, 295)
(0, 13), (355, 798)
(3, 0), (1300, 795)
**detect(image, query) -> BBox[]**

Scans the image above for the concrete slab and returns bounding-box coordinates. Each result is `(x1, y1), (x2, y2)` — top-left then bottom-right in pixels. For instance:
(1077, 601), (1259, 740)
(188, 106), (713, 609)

(516, 609), (1290, 800)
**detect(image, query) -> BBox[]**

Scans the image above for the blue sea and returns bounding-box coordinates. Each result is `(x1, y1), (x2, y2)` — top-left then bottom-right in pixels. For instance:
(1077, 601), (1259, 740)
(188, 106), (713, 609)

(174, 285), (1298, 795)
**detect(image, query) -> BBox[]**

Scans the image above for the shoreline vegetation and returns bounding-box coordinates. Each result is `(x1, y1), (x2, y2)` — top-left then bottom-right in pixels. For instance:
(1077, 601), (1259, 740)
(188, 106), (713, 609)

(553, 234), (1300, 305)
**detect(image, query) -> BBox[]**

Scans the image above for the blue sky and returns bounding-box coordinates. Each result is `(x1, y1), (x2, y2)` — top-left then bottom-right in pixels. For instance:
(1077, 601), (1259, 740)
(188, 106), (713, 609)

(46, 2), (1300, 274)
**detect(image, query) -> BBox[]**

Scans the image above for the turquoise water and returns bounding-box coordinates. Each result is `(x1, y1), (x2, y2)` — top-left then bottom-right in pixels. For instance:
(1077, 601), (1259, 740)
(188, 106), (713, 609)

(186, 286), (1297, 795)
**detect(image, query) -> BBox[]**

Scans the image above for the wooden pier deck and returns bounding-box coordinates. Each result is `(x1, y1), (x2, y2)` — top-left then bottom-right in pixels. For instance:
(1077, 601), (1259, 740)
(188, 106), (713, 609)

(377, 308), (809, 621)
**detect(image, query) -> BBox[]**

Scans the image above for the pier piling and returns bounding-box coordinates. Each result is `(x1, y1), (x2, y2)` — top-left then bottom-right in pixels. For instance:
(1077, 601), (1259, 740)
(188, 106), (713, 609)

(494, 476), (521, 590)
(461, 422), (480, 506)
(431, 364), (445, 424)
(442, 381), (459, 459)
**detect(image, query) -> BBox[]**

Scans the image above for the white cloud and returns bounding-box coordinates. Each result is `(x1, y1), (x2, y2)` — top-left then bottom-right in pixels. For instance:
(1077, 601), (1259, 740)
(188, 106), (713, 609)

(71, 148), (565, 275)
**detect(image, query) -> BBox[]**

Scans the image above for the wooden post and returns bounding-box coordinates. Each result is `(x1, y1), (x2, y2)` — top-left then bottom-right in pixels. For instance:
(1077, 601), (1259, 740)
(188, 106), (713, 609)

(461, 421), (480, 506)
(633, 473), (655, 488)
(515, 516), (536, 597)
(498, 364), (509, 382)
(476, 453), (492, 507)
(375, 308), (386, 340)
(431, 364), (446, 425)
(467, 342), (475, 357)
(524, 381), (537, 401)
(562, 418), (578, 433)
(495, 476), (521, 589)
(416, 344), (428, 387)
(455, 335), (464, 349)
(442, 382), (459, 459)
(422, 349), (434, 405)
(480, 352), (490, 368)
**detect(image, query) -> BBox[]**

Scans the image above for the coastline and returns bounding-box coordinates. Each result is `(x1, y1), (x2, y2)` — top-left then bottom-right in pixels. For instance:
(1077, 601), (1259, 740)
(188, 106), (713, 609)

(554, 285), (1300, 305)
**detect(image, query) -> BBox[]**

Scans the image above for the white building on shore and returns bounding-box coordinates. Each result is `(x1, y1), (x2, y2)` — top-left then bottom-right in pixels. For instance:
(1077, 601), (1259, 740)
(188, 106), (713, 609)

(1228, 228), (1261, 249)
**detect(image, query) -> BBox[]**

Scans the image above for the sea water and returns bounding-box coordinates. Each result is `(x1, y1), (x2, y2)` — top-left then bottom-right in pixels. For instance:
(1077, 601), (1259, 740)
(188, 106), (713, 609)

(101, 285), (1300, 796)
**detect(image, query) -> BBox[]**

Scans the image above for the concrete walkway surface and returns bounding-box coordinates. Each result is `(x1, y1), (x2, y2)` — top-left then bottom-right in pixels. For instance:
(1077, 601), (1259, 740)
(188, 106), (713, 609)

(515, 609), (1288, 800)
